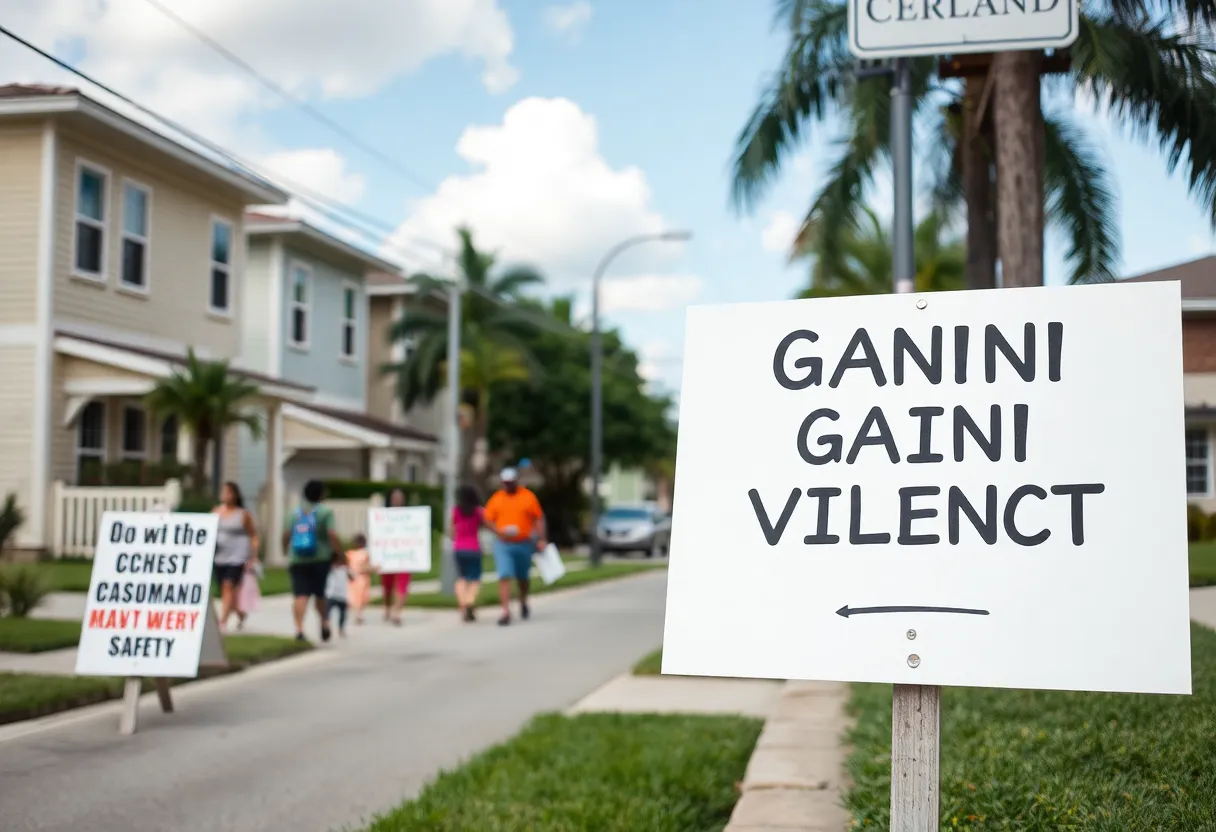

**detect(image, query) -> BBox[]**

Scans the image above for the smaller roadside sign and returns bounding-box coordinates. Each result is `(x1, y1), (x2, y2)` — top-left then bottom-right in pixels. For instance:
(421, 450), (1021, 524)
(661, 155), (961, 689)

(368, 506), (432, 574)
(76, 511), (220, 678)
(848, 0), (1078, 58)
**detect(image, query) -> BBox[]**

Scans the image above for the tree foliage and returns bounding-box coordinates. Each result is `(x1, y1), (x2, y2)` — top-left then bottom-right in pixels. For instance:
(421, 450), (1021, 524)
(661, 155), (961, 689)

(732, 0), (1216, 285)
(487, 297), (676, 545)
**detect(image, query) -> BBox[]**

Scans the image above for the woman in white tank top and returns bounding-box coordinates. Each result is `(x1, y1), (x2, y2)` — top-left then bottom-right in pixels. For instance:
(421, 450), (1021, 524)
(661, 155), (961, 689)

(212, 482), (260, 630)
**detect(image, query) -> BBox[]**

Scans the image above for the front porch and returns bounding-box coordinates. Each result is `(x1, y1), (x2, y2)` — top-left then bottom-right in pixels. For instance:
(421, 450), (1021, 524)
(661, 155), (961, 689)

(40, 330), (313, 559)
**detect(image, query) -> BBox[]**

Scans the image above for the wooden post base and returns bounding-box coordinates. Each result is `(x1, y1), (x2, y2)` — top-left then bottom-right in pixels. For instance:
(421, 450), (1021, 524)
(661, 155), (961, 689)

(890, 684), (941, 831)
(118, 677), (175, 736)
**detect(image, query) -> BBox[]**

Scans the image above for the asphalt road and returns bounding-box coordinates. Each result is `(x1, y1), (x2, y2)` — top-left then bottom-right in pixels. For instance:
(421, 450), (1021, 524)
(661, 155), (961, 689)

(0, 571), (668, 832)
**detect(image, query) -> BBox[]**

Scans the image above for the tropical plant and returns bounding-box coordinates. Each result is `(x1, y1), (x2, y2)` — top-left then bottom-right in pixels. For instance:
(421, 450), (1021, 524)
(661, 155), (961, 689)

(796, 207), (965, 297)
(144, 350), (263, 494)
(0, 565), (49, 617)
(733, 0), (1216, 288)
(385, 226), (544, 485)
(0, 492), (24, 561)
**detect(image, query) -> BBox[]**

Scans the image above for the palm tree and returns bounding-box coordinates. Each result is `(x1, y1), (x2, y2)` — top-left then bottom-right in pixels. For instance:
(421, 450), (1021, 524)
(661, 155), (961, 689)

(385, 226), (543, 484)
(733, 0), (1216, 288)
(144, 350), (263, 495)
(796, 207), (965, 297)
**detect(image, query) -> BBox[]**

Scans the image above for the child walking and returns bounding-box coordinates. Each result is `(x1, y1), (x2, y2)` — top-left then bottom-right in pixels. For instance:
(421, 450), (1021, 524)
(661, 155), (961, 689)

(325, 550), (351, 638)
(345, 534), (373, 625)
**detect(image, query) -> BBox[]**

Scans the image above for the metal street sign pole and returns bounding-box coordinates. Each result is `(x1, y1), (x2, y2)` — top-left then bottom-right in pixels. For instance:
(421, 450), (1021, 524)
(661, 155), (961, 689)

(440, 277), (462, 597)
(888, 56), (941, 831)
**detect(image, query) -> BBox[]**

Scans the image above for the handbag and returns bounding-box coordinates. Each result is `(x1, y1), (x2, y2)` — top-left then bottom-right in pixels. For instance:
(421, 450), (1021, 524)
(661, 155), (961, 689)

(237, 572), (261, 614)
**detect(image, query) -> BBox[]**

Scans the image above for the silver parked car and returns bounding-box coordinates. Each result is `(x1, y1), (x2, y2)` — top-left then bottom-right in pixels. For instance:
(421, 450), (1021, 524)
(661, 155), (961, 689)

(595, 503), (671, 558)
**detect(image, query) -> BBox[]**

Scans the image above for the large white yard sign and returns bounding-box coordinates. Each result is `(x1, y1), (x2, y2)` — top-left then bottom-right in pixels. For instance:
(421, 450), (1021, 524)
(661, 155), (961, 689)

(368, 506), (432, 574)
(663, 283), (1191, 695)
(76, 512), (220, 678)
(848, 0), (1078, 58)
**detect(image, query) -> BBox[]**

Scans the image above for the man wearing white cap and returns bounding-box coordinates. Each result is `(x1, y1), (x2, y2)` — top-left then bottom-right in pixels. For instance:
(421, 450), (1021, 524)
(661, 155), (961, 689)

(484, 466), (547, 626)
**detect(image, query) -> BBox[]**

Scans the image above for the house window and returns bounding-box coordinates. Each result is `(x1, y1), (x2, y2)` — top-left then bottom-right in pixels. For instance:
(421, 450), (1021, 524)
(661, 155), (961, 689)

(160, 415), (179, 460)
(76, 401), (106, 483)
(1187, 428), (1210, 496)
(122, 407), (147, 461)
(210, 218), (232, 314)
(406, 462), (418, 483)
(120, 181), (150, 290)
(289, 263), (310, 347)
(75, 164), (108, 277)
(341, 284), (358, 359)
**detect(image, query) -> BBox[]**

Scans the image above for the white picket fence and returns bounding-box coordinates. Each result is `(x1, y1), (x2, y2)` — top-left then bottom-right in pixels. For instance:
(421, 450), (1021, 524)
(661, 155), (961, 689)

(50, 479), (184, 558)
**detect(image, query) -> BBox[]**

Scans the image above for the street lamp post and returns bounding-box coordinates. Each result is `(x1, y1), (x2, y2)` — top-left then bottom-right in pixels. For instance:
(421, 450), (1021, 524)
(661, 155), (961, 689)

(590, 230), (692, 566)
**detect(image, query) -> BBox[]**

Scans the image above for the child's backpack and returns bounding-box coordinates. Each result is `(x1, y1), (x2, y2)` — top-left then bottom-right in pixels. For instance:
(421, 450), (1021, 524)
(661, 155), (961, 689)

(290, 508), (319, 557)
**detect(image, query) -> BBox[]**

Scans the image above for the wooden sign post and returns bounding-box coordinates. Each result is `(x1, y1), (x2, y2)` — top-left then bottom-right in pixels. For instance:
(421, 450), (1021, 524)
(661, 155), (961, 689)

(76, 510), (224, 735)
(660, 283), (1192, 829)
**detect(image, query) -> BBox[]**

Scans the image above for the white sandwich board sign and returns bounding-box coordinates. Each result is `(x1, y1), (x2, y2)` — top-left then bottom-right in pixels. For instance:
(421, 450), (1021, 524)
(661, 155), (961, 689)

(368, 506), (433, 574)
(662, 282), (1191, 696)
(77, 511), (223, 679)
(848, 0), (1078, 58)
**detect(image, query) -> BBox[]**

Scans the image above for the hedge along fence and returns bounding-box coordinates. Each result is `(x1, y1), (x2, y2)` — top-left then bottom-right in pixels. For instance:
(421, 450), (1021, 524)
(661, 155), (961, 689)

(1189, 503), (1216, 542)
(322, 480), (444, 531)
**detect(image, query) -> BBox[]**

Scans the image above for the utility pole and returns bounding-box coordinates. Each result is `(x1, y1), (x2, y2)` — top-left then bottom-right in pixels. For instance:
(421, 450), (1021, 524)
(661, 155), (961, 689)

(891, 58), (915, 296)
(440, 277), (462, 596)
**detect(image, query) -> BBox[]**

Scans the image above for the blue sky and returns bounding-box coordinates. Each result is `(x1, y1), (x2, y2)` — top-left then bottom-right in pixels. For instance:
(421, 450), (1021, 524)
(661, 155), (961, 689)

(5, 0), (1214, 405)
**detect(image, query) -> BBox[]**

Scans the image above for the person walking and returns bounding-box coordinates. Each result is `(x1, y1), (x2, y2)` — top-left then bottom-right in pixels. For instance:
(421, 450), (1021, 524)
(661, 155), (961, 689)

(484, 467), (547, 626)
(282, 480), (344, 642)
(379, 487), (412, 626)
(345, 533), (373, 625)
(452, 485), (489, 622)
(211, 482), (259, 632)
(325, 550), (351, 638)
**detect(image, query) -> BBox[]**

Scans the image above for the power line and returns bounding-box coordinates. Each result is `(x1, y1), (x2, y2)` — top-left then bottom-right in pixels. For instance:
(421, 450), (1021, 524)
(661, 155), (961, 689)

(0, 23), (686, 376)
(137, 0), (437, 194)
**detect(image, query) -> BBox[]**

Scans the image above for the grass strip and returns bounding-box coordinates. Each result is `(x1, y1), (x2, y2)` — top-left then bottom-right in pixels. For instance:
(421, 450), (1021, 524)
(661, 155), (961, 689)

(367, 712), (761, 831)
(406, 562), (665, 609)
(0, 634), (311, 726)
(844, 622), (1216, 829)
(0, 618), (84, 653)
(1190, 542), (1216, 587)
(633, 647), (663, 676)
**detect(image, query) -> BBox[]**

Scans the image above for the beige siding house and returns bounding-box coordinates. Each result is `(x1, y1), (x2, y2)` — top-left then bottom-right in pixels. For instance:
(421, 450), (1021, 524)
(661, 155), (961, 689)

(0, 84), (308, 555)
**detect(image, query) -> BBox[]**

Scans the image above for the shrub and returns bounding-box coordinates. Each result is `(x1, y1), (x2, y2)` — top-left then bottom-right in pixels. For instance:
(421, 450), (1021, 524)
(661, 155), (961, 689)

(0, 565), (50, 618)
(322, 480), (443, 530)
(0, 493), (24, 559)
(1190, 503), (1216, 542)
(176, 491), (216, 513)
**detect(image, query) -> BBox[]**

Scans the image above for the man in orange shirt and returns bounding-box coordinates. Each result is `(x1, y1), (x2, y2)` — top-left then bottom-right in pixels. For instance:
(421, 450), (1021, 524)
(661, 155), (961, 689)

(484, 467), (547, 626)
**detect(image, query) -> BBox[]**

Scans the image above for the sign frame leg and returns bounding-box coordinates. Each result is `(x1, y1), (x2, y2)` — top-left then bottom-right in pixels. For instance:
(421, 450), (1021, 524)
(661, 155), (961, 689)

(154, 678), (174, 713)
(889, 684), (941, 830)
(118, 677), (142, 735)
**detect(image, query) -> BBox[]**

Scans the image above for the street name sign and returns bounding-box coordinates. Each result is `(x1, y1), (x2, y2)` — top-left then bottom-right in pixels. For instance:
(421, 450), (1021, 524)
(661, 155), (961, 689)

(77, 511), (222, 678)
(848, 0), (1078, 58)
(369, 505), (433, 574)
(662, 283), (1191, 695)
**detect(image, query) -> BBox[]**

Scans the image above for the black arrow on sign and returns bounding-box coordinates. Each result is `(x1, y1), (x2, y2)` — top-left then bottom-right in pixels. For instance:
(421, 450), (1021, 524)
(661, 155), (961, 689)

(836, 604), (990, 618)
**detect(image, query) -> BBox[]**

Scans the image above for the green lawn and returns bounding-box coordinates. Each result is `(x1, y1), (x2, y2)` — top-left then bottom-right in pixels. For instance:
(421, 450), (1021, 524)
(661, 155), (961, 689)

(367, 712), (761, 831)
(844, 622), (1216, 829)
(1190, 541), (1216, 587)
(26, 560), (293, 596)
(0, 633), (311, 725)
(407, 562), (665, 609)
(633, 647), (663, 676)
(0, 618), (83, 653)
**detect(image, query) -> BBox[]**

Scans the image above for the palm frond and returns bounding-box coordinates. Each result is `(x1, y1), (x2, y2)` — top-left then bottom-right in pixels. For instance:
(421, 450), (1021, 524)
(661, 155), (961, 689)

(1042, 110), (1120, 283)
(730, 0), (851, 211)
(1071, 14), (1216, 224)
(490, 265), (546, 298)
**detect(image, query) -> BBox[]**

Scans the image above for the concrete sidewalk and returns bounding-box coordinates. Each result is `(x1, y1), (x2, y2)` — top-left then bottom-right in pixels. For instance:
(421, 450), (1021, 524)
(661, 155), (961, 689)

(1190, 586), (1216, 630)
(569, 672), (782, 718)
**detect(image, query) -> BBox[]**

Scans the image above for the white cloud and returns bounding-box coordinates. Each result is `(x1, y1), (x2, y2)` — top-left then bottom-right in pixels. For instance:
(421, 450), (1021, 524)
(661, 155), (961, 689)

(260, 148), (367, 205)
(543, 2), (593, 42)
(761, 210), (799, 254)
(0, 0), (519, 139)
(637, 340), (683, 397)
(601, 274), (702, 312)
(386, 97), (688, 291)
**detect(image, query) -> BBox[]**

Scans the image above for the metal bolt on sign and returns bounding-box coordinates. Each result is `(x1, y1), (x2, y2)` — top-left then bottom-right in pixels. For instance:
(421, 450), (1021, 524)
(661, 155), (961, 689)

(907, 654), (921, 668)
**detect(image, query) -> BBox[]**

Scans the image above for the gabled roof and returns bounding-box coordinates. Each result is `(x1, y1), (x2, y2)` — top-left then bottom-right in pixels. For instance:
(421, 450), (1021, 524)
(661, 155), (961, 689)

(1123, 256), (1216, 299)
(0, 84), (286, 205)
(245, 212), (401, 275)
(292, 401), (438, 444)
